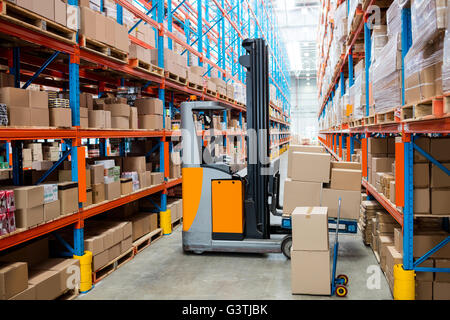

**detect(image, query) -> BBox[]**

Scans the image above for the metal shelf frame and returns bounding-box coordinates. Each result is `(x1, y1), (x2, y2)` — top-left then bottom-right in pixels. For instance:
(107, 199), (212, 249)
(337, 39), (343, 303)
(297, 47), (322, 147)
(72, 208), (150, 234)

(317, 1), (450, 277)
(0, 0), (291, 253)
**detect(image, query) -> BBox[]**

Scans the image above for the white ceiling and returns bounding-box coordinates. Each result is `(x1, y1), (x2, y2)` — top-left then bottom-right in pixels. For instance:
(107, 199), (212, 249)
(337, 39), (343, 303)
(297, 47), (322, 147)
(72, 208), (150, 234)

(273, 0), (319, 78)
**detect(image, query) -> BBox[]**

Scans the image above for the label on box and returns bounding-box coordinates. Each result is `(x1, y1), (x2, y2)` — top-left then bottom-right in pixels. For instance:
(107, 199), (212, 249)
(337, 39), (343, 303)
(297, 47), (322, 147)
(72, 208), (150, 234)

(43, 184), (58, 204)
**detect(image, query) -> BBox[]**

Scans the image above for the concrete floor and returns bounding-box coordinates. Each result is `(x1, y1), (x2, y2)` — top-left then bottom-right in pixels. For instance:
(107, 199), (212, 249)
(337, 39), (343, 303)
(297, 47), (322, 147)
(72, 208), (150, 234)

(78, 153), (393, 300)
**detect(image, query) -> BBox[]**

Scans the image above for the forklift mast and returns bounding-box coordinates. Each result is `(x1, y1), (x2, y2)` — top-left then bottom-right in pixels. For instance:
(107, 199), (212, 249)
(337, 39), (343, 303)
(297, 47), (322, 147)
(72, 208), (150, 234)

(239, 38), (271, 239)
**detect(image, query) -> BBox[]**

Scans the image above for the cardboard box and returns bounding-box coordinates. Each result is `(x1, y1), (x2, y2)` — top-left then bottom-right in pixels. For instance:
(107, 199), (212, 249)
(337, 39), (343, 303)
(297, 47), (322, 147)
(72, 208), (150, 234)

(8, 284), (36, 300)
(111, 116), (130, 129)
(431, 162), (450, 188)
(84, 236), (104, 256)
(331, 161), (361, 170)
(435, 259), (450, 282)
(105, 181), (121, 200)
(321, 188), (360, 219)
(414, 137), (430, 162)
(14, 186), (44, 209)
(92, 183), (105, 204)
(50, 108), (71, 127)
(123, 156), (146, 173)
(330, 168), (362, 191)
(0, 87), (29, 107)
(291, 250), (331, 295)
(92, 250), (109, 271)
(282, 180), (322, 215)
(414, 188), (430, 214)
(110, 104), (130, 117)
(44, 200), (60, 222)
(28, 269), (61, 300)
(33, 0), (54, 20)
(289, 152), (331, 183)
(151, 172), (164, 185)
(414, 163), (430, 188)
(138, 114), (163, 130)
(120, 237), (132, 254)
(414, 232), (450, 258)
(430, 282), (449, 300)
(120, 178), (133, 195)
(135, 98), (163, 115)
(88, 110), (106, 128)
(83, 189), (92, 208)
(8, 106), (31, 126)
(108, 243), (121, 262)
(415, 281), (433, 300)
(431, 189), (450, 215)
(58, 182), (78, 215)
(90, 164), (104, 185)
(371, 157), (395, 173)
(129, 107), (138, 129)
(104, 16), (116, 47)
(368, 138), (387, 154)
(287, 145), (325, 177)
(130, 212), (152, 241)
(28, 90), (48, 108)
(291, 207), (328, 251)
(138, 172), (147, 189)
(114, 22), (130, 53)
(394, 228), (402, 254)
(54, 0), (66, 26)
(389, 181), (396, 203)
(0, 262), (28, 300)
(430, 138), (450, 162)
(30, 108), (49, 126)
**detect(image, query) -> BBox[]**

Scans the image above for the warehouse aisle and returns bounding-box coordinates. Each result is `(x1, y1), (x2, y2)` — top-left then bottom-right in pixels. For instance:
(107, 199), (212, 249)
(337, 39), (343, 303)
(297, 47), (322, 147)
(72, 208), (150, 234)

(78, 154), (393, 300)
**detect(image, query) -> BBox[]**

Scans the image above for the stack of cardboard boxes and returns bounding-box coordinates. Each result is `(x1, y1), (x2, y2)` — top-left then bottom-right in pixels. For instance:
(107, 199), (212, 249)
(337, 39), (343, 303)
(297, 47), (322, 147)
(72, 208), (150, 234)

(79, 5), (130, 53)
(0, 238), (80, 300)
(358, 200), (383, 246)
(167, 198), (183, 224)
(83, 220), (132, 271)
(284, 145), (362, 221)
(8, 0), (70, 28)
(151, 48), (187, 79)
(0, 87), (50, 127)
(385, 222), (450, 300)
(283, 145), (330, 215)
(169, 151), (182, 179)
(187, 66), (206, 88)
(210, 77), (227, 96)
(135, 98), (164, 130)
(291, 206), (331, 295)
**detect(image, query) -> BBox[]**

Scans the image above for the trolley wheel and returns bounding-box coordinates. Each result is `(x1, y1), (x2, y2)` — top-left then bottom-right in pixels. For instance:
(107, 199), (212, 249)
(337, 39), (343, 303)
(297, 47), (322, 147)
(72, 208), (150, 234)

(281, 235), (292, 259)
(335, 285), (348, 297)
(337, 274), (349, 285)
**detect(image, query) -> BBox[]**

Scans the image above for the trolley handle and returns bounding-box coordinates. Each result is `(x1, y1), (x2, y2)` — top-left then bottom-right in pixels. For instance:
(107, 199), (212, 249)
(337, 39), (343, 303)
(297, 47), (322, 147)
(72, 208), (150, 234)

(335, 197), (342, 243)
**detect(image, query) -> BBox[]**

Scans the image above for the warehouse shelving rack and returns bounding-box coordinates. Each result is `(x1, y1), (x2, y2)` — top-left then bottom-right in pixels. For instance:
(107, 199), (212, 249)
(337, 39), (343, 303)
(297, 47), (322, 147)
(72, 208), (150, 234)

(0, 0), (290, 258)
(316, 0), (450, 280)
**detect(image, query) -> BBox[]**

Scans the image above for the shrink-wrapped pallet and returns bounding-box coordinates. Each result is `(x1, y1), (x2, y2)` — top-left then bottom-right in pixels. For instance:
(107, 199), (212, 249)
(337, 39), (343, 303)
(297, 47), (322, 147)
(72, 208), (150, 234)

(442, 5), (450, 93)
(372, 33), (402, 113)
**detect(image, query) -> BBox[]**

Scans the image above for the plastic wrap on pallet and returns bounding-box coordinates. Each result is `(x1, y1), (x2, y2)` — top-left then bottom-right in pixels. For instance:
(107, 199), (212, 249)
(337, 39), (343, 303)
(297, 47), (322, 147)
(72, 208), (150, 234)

(103, 0), (117, 18)
(335, 1), (348, 43)
(371, 25), (388, 64)
(347, 0), (359, 36)
(372, 33), (402, 113)
(443, 5), (450, 93)
(404, 35), (444, 103)
(387, 0), (401, 39)
(411, 0), (447, 50)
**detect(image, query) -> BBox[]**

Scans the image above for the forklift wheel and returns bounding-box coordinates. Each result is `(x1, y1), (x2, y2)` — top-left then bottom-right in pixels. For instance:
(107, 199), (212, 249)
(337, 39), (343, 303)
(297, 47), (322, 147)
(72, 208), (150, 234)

(281, 236), (292, 259)
(337, 274), (349, 285)
(335, 285), (348, 297)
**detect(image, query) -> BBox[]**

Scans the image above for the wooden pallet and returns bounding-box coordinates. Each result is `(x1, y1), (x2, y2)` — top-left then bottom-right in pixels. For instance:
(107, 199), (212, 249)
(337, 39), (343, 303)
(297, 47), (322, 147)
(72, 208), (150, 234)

(218, 93), (227, 101)
(187, 82), (204, 92)
(0, 1), (76, 44)
(205, 88), (217, 97)
(56, 288), (79, 300)
(128, 59), (164, 77)
(165, 71), (187, 85)
(444, 95), (450, 114)
(92, 248), (134, 284)
(402, 96), (445, 121)
(171, 217), (182, 230)
(79, 35), (128, 64)
(132, 228), (163, 255)
(365, 115), (376, 125)
(227, 97), (235, 104)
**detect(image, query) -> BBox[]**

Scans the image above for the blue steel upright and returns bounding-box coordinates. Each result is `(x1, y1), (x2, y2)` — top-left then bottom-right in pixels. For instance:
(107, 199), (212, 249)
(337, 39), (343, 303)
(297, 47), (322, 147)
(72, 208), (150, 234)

(403, 139), (414, 270)
(364, 21), (371, 116)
